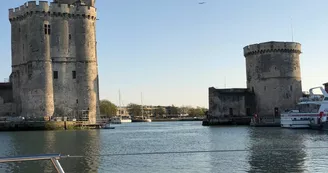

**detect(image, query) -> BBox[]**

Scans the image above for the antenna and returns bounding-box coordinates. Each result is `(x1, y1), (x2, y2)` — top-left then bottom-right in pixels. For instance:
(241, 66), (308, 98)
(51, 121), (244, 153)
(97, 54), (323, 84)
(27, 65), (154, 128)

(224, 76), (226, 88)
(141, 92), (144, 118)
(290, 17), (294, 42)
(141, 92), (143, 105)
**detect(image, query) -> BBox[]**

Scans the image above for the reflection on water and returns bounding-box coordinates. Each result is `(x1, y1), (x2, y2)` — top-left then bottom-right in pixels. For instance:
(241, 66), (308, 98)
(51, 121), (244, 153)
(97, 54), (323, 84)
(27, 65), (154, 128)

(0, 122), (328, 172)
(0, 130), (100, 173)
(206, 127), (251, 173)
(247, 128), (307, 173)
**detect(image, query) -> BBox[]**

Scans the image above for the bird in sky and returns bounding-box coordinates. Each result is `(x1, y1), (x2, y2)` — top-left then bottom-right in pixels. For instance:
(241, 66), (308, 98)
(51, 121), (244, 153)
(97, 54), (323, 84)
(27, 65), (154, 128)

(198, 2), (206, 4)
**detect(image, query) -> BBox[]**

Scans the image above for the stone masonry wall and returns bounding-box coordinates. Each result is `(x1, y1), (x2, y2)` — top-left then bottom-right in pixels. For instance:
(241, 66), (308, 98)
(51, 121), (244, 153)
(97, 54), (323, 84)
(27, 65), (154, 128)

(0, 97), (13, 116)
(9, 1), (100, 123)
(75, 13), (99, 124)
(10, 2), (55, 117)
(244, 41), (302, 116)
(0, 84), (14, 116)
(51, 5), (77, 117)
(209, 87), (255, 118)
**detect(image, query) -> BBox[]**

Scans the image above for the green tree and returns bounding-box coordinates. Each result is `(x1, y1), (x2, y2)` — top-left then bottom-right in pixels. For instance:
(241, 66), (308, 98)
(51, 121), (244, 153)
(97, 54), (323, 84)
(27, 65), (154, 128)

(201, 108), (208, 116)
(127, 103), (142, 117)
(154, 106), (166, 117)
(169, 105), (180, 115)
(100, 100), (117, 118)
(188, 107), (208, 117)
(180, 106), (191, 115)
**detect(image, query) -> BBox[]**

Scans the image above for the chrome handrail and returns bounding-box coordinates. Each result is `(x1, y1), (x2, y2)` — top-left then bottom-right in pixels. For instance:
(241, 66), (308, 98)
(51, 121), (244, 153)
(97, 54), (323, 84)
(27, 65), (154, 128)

(0, 154), (65, 173)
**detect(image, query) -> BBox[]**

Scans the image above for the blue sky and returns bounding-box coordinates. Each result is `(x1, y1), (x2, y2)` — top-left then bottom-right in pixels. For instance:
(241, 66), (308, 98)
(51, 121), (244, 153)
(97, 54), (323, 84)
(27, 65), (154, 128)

(1, 0), (328, 108)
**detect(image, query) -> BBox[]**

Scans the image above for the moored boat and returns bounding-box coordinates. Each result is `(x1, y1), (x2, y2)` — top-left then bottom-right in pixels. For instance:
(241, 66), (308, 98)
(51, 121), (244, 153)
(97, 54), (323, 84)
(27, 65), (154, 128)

(132, 118), (152, 123)
(111, 115), (132, 124)
(103, 123), (115, 129)
(281, 86), (328, 129)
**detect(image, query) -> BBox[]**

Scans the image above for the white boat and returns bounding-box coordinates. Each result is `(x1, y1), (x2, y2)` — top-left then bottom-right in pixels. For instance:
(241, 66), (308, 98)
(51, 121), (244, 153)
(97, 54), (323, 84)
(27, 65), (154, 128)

(110, 90), (132, 124)
(111, 115), (132, 124)
(132, 118), (152, 122)
(103, 123), (115, 129)
(140, 92), (152, 123)
(281, 86), (328, 129)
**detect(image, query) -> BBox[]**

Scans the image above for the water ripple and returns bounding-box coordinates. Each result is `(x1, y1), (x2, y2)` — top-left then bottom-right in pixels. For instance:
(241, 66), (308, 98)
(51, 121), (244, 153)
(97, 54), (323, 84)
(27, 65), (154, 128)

(0, 122), (328, 172)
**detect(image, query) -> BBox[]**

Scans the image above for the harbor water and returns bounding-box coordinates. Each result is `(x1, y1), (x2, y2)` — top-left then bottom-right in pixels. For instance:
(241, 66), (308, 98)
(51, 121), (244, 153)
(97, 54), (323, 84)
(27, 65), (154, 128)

(0, 121), (328, 173)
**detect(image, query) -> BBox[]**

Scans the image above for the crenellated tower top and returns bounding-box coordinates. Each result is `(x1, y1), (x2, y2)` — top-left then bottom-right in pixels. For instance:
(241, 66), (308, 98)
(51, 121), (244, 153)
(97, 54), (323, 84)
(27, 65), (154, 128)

(54, 0), (95, 6)
(9, 1), (97, 22)
(243, 41), (302, 57)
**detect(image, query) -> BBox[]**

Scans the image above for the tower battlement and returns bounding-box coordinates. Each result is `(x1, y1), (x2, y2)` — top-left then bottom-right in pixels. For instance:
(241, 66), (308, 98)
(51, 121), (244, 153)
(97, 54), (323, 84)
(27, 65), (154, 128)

(243, 41), (302, 57)
(9, 1), (96, 21)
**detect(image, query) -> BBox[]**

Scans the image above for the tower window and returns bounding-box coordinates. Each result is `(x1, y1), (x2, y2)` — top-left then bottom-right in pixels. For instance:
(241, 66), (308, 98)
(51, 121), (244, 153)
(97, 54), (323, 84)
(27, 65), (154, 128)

(44, 24), (47, 34)
(53, 71), (58, 79)
(246, 108), (251, 116)
(229, 108), (233, 116)
(28, 63), (32, 79)
(264, 86), (266, 91)
(69, 34), (72, 40)
(72, 71), (76, 79)
(274, 107), (279, 117)
(44, 24), (51, 35)
(290, 85), (293, 91)
(285, 93), (290, 98)
(48, 25), (51, 35)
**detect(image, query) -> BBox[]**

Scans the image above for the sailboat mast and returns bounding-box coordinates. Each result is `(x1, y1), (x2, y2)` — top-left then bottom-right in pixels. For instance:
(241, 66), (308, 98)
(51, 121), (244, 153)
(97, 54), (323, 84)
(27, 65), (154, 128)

(119, 90), (122, 107)
(141, 92), (144, 119)
(290, 17), (294, 42)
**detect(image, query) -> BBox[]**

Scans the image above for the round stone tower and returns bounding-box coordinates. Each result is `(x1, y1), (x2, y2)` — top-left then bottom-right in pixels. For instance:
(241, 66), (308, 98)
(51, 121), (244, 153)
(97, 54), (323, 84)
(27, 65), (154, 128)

(243, 41), (302, 117)
(9, 1), (55, 118)
(73, 1), (99, 124)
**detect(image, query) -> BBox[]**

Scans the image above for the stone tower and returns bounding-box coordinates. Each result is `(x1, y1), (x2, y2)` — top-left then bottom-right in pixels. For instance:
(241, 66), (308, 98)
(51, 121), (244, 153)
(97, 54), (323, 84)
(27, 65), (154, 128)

(9, 1), (100, 124)
(243, 41), (302, 117)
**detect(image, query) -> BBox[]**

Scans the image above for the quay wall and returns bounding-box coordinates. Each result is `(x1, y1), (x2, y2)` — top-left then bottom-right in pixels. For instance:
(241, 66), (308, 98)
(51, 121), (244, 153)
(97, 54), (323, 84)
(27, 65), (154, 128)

(0, 121), (96, 131)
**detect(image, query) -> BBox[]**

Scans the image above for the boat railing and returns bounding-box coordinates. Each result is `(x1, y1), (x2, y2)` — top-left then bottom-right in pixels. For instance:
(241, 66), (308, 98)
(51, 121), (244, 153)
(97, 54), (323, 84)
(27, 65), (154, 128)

(0, 154), (65, 173)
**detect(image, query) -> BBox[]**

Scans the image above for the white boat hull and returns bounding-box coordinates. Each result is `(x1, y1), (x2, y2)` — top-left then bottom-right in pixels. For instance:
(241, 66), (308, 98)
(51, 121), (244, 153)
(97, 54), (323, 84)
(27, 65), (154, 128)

(132, 118), (152, 123)
(111, 117), (132, 124)
(280, 86), (328, 129)
(281, 114), (320, 129)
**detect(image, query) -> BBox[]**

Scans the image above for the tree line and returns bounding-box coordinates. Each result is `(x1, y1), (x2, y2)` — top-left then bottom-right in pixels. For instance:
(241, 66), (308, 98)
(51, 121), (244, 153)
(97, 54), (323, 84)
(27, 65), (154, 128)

(100, 100), (208, 118)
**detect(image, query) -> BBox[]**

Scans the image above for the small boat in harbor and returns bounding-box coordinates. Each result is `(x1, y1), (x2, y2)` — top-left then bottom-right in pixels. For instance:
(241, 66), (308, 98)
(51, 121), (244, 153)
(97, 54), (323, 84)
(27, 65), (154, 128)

(132, 118), (152, 123)
(111, 90), (133, 124)
(111, 115), (132, 124)
(103, 123), (115, 129)
(281, 86), (328, 129)
(132, 92), (152, 123)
